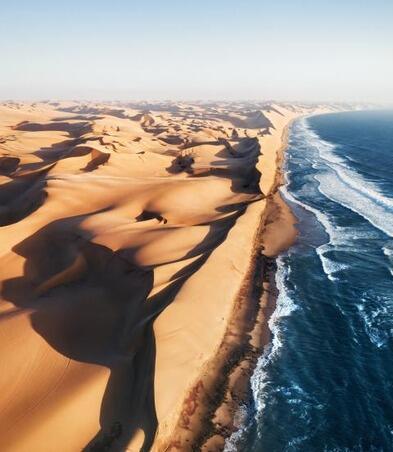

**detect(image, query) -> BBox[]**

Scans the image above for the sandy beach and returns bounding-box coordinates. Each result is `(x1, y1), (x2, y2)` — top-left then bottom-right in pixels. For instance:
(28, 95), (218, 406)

(0, 101), (332, 451)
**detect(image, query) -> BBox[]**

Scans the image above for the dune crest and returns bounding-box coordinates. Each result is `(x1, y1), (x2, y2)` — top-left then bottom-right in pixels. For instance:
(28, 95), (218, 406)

(0, 101), (333, 451)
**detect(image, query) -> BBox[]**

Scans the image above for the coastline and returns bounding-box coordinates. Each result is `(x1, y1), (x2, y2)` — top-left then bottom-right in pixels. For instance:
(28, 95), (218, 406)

(0, 102), (338, 452)
(158, 115), (300, 451)
(228, 108), (393, 451)
(158, 109), (340, 451)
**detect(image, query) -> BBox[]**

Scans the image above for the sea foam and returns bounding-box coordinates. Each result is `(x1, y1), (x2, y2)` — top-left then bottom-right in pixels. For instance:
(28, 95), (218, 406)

(299, 120), (393, 238)
(224, 255), (298, 450)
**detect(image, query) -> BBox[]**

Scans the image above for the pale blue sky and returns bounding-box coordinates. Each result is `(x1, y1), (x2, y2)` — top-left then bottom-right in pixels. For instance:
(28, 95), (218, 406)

(1, 0), (392, 102)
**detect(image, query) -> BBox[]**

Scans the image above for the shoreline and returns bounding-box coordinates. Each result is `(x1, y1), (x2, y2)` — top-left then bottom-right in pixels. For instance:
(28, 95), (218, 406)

(0, 102), (339, 452)
(161, 118), (299, 451)
(160, 108), (343, 450)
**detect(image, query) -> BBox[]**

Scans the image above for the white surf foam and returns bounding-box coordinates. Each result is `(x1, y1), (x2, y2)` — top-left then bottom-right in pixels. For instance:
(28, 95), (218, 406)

(224, 255), (298, 450)
(383, 242), (393, 277)
(286, 119), (393, 285)
(251, 255), (298, 408)
(297, 119), (345, 165)
(316, 243), (350, 282)
(251, 256), (298, 412)
(316, 170), (393, 238)
(280, 184), (335, 241)
(299, 119), (393, 238)
(356, 291), (393, 348)
(281, 185), (352, 281)
(223, 404), (250, 452)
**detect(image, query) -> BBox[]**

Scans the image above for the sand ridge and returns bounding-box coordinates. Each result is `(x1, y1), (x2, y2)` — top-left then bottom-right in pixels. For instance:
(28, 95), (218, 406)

(0, 100), (334, 451)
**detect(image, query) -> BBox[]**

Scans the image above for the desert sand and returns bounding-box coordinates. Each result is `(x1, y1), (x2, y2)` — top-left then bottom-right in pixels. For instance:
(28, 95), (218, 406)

(0, 100), (332, 451)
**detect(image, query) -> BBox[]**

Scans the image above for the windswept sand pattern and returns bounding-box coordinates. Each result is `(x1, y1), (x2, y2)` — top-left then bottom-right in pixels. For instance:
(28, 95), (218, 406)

(0, 101), (330, 451)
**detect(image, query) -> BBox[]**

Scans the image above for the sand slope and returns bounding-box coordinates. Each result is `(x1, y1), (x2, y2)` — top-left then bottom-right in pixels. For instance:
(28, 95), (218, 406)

(0, 101), (330, 451)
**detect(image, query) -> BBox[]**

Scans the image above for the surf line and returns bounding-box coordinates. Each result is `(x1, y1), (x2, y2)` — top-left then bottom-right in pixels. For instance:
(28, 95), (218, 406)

(164, 120), (300, 450)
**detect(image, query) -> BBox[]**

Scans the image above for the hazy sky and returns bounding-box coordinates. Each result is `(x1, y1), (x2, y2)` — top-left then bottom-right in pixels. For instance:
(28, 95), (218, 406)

(1, 0), (392, 102)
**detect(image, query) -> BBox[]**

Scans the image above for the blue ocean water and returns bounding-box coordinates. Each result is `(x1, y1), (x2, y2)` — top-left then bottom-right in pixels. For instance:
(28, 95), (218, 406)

(225, 110), (393, 451)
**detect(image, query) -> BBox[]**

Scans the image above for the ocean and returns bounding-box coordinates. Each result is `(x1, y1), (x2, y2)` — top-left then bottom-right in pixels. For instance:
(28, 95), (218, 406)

(225, 110), (393, 451)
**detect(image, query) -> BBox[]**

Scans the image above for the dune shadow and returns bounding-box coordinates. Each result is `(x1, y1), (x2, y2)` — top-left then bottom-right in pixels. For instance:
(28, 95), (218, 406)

(166, 136), (263, 196)
(81, 150), (110, 172)
(13, 120), (91, 137)
(0, 156), (20, 174)
(33, 137), (85, 162)
(1, 109), (265, 449)
(1, 198), (252, 451)
(2, 210), (159, 450)
(0, 165), (54, 226)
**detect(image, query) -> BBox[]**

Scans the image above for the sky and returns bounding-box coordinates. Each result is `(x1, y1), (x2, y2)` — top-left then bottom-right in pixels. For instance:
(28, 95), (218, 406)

(1, 0), (392, 103)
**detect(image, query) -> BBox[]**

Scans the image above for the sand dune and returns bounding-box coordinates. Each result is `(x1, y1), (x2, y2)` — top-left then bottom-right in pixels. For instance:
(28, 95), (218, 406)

(0, 101), (332, 451)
